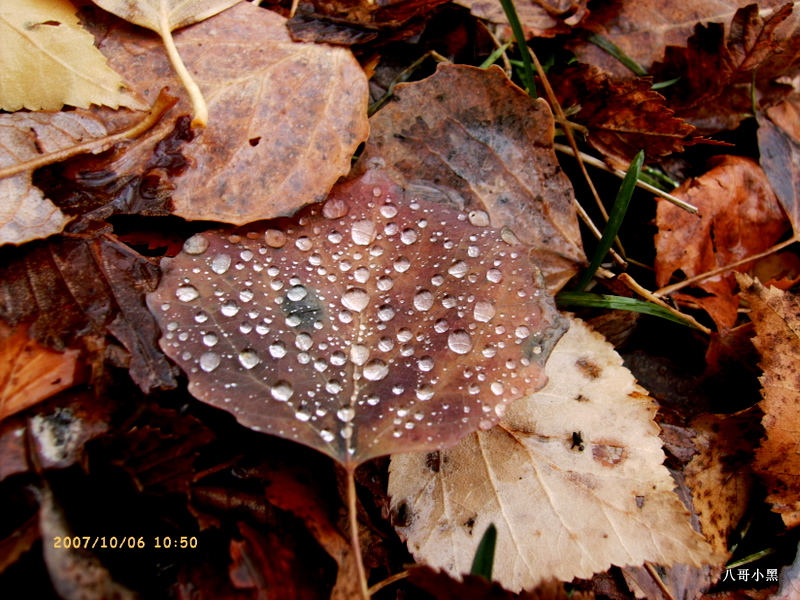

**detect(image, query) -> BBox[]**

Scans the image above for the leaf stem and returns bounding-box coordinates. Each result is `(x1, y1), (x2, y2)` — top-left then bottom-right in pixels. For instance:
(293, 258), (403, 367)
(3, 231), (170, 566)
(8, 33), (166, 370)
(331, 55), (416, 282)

(346, 467), (370, 599)
(158, 12), (208, 127)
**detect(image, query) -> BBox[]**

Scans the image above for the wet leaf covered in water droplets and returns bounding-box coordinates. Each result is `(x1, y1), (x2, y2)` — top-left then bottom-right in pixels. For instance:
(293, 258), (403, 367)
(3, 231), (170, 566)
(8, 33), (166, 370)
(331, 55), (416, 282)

(147, 170), (567, 466)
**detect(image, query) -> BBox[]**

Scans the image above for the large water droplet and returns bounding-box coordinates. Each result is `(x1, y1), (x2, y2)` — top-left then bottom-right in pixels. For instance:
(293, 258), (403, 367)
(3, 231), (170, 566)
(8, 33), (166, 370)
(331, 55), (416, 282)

(183, 234), (209, 255)
(417, 356), (434, 372)
(238, 350), (259, 369)
(468, 210), (490, 227)
(377, 305), (395, 322)
(448, 261), (468, 278)
(363, 359), (389, 381)
(342, 287), (369, 312)
(473, 301), (495, 322)
(354, 267), (370, 283)
(270, 381), (293, 402)
(491, 382), (504, 396)
(380, 204), (398, 218)
(486, 268), (503, 283)
(239, 289), (254, 303)
(448, 330), (472, 354)
(337, 407), (355, 422)
(210, 254), (231, 274)
(377, 276), (394, 291)
(378, 337), (394, 352)
(320, 429), (335, 443)
(287, 285), (308, 302)
(515, 325), (530, 339)
(413, 290), (434, 311)
(199, 352), (220, 372)
(434, 319), (449, 333)
(202, 333), (218, 347)
(322, 197), (348, 219)
(176, 285), (199, 302)
(221, 300), (239, 317)
(350, 344), (369, 366)
(295, 333), (313, 351)
(397, 328), (413, 343)
(269, 342), (287, 358)
(265, 229), (286, 248)
(393, 257), (410, 273)
(351, 220), (377, 245)
(416, 385), (435, 401)
(331, 351), (346, 366)
(400, 228), (418, 245)
(194, 311), (209, 323)
(295, 237), (312, 251)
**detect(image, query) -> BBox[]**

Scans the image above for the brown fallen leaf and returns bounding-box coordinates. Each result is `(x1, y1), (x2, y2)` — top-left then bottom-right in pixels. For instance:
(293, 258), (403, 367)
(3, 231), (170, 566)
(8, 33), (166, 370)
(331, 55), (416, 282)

(0, 515), (39, 576)
(0, 232), (177, 392)
(758, 94), (800, 234)
(92, 2), (369, 224)
(655, 156), (789, 329)
(456, 0), (589, 38)
(356, 63), (585, 293)
(388, 318), (718, 592)
(0, 322), (84, 421)
(738, 275), (800, 528)
(147, 169), (567, 467)
(0, 0), (141, 111)
(549, 63), (697, 166)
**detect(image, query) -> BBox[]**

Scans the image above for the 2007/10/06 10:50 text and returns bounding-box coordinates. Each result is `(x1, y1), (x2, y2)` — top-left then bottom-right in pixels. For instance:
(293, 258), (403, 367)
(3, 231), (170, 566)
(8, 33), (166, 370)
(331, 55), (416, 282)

(51, 536), (198, 550)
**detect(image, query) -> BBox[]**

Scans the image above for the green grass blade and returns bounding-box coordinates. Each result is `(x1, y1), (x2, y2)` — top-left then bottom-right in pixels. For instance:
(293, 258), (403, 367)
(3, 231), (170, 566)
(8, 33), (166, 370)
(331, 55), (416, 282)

(498, 0), (537, 96)
(480, 42), (511, 69)
(470, 524), (497, 580)
(587, 34), (648, 76)
(575, 150), (644, 292)
(651, 76), (681, 91)
(556, 292), (700, 329)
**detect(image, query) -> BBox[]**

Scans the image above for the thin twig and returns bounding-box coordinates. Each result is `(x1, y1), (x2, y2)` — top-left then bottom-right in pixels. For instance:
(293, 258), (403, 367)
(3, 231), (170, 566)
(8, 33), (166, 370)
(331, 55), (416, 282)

(0, 90), (177, 181)
(619, 274), (712, 334)
(654, 235), (799, 297)
(644, 562), (678, 600)
(368, 570), (409, 595)
(346, 467), (370, 599)
(553, 143), (698, 214)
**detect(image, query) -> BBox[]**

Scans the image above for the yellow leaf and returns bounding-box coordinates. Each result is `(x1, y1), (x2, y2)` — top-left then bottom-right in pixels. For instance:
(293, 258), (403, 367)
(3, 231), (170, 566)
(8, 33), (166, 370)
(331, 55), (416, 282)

(0, 0), (142, 111)
(389, 317), (719, 591)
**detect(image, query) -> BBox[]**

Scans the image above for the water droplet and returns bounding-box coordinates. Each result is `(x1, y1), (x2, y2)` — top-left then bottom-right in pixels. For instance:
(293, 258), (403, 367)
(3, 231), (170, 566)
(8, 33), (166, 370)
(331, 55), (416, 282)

(393, 257), (410, 273)
(295, 237), (312, 251)
(322, 197), (348, 219)
(441, 295), (456, 309)
(295, 410), (311, 422)
(351, 220), (377, 245)
(486, 268), (503, 283)
(183, 234), (209, 255)
(238, 350), (259, 369)
(239, 249), (253, 262)
(482, 345), (497, 358)
(239, 289), (254, 303)
(416, 385), (435, 401)
(473, 301), (495, 322)
(413, 290), (434, 311)
(339, 259), (352, 272)
(397, 328), (413, 343)
(199, 352), (220, 372)
(468, 210), (490, 226)
(377, 276), (394, 291)
(448, 261), (468, 278)
(176, 285), (199, 302)
(337, 407), (355, 422)
(501, 228), (520, 245)
(331, 351), (346, 366)
(269, 342), (287, 358)
(431, 274), (444, 286)
(491, 382), (504, 396)
(515, 325), (530, 339)
(380, 204), (398, 218)
(342, 287), (369, 312)
(314, 358), (328, 372)
(367, 396), (379, 406)
(417, 356), (434, 372)
(448, 330), (472, 354)
(210, 254), (231, 274)
(384, 222), (399, 236)
(327, 231), (343, 244)
(400, 228), (418, 245)
(286, 315), (301, 327)
(202, 333), (218, 347)
(354, 267), (370, 283)
(320, 429), (335, 443)
(326, 379), (343, 393)
(350, 344), (369, 365)
(378, 337), (394, 352)
(434, 319), (449, 333)
(265, 229), (286, 248)
(363, 359), (388, 381)
(270, 381), (293, 402)
(256, 323), (269, 335)
(221, 300), (239, 317)
(194, 312), (209, 323)
(295, 333), (313, 351)
(338, 310), (353, 324)
(468, 245), (480, 258)
(377, 304), (395, 322)
(287, 285), (308, 301)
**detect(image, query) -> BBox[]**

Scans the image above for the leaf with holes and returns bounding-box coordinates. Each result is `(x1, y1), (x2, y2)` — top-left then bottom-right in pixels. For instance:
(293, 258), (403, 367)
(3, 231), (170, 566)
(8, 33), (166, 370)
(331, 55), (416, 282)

(388, 318), (718, 592)
(146, 170), (567, 468)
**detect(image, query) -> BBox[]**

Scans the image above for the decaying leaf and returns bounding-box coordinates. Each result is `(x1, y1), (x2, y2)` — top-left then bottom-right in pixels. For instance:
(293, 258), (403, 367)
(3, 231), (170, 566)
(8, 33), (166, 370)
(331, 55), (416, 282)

(92, 2), (369, 223)
(0, 233), (176, 392)
(738, 275), (800, 528)
(147, 170), (567, 467)
(388, 318), (717, 592)
(357, 64), (585, 293)
(655, 156), (788, 329)
(456, 0), (589, 38)
(550, 63), (697, 166)
(758, 94), (800, 234)
(0, 322), (83, 421)
(0, 0), (141, 111)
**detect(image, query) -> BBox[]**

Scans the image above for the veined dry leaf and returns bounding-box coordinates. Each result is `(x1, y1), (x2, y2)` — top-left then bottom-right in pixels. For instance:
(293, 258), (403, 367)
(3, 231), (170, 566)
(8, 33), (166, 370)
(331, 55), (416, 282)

(0, 322), (83, 422)
(146, 170), (567, 468)
(758, 94), (800, 234)
(0, 0), (141, 111)
(388, 318), (717, 592)
(655, 156), (788, 330)
(738, 275), (800, 528)
(92, 2), (369, 223)
(356, 64), (585, 293)
(456, 0), (589, 38)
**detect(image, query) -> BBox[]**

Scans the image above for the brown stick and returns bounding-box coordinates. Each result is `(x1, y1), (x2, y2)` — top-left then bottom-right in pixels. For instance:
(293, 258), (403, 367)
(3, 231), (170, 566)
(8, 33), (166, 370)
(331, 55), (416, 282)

(346, 466), (371, 598)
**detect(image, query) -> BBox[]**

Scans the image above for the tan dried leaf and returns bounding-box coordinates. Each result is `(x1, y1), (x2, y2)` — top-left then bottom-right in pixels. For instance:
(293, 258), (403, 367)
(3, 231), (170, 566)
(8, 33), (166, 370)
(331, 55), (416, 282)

(389, 318), (718, 591)
(738, 275), (800, 528)
(0, 0), (141, 111)
(90, 0), (241, 31)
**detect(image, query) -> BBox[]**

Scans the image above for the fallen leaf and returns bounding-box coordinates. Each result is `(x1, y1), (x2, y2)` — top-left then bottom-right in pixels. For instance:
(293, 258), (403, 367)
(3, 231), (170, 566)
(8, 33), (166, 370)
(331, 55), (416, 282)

(457, 0), (588, 38)
(774, 541), (800, 599)
(147, 169), (567, 468)
(0, 0), (141, 111)
(0, 233), (177, 392)
(549, 63), (697, 166)
(0, 515), (39, 576)
(758, 94), (800, 234)
(0, 416), (28, 482)
(738, 275), (800, 528)
(356, 63), (585, 293)
(388, 318), (718, 592)
(655, 156), (788, 329)
(0, 321), (83, 421)
(570, 0), (794, 77)
(92, 2), (369, 223)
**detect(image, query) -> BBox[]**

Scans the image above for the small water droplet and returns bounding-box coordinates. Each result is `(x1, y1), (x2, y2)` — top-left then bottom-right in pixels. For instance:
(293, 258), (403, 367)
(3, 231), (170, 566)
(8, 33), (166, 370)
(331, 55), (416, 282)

(416, 385), (435, 401)
(265, 229), (286, 248)
(434, 319), (449, 333)
(210, 254), (232, 274)
(431, 274), (444, 286)
(327, 231), (343, 244)
(199, 352), (220, 372)
(314, 358), (328, 372)
(515, 325), (530, 339)
(482, 345), (497, 358)
(326, 379), (343, 393)
(183, 234), (209, 255)
(468, 210), (490, 226)
(448, 330), (472, 354)
(295, 237), (312, 251)
(221, 300), (239, 317)
(417, 356), (434, 372)
(378, 337), (394, 352)
(491, 382), (504, 396)
(400, 228), (418, 245)
(351, 220), (377, 245)
(448, 261), (468, 278)
(393, 257), (410, 273)
(377, 276), (394, 291)
(256, 323), (269, 335)
(238, 349), (259, 369)
(287, 285), (308, 302)
(269, 342), (287, 358)
(337, 407), (355, 422)
(501, 228), (520, 245)
(342, 287), (369, 312)
(239, 289), (254, 303)
(486, 268), (503, 283)
(367, 396), (379, 406)
(467, 245), (480, 258)
(473, 301), (495, 322)
(322, 197), (348, 219)
(338, 310), (353, 324)
(331, 351), (346, 366)
(413, 290), (434, 311)
(295, 333), (313, 351)
(176, 285), (199, 302)
(202, 333), (218, 347)
(350, 344), (369, 365)
(441, 295), (456, 309)
(239, 249), (253, 262)
(377, 304), (395, 322)
(295, 410), (311, 422)
(363, 359), (388, 381)
(354, 267), (370, 283)
(397, 328), (413, 343)
(270, 381), (293, 402)
(380, 204), (398, 218)
(194, 312), (209, 323)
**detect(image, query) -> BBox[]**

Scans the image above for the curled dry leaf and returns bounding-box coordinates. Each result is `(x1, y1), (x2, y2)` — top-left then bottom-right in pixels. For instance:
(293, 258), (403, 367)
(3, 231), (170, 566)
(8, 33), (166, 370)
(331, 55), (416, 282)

(0, 0), (141, 111)
(655, 156), (788, 330)
(92, 2), (369, 223)
(388, 318), (718, 592)
(758, 94), (800, 234)
(146, 170), (567, 467)
(357, 64), (585, 293)
(456, 0), (589, 38)
(738, 275), (800, 528)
